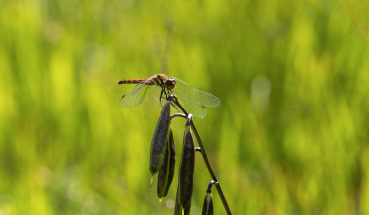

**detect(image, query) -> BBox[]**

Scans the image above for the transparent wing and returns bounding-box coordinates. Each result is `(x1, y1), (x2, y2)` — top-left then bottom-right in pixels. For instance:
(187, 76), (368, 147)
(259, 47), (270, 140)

(174, 91), (207, 118)
(120, 83), (150, 108)
(151, 85), (164, 105)
(169, 76), (220, 107)
(152, 84), (207, 117)
(131, 82), (146, 95)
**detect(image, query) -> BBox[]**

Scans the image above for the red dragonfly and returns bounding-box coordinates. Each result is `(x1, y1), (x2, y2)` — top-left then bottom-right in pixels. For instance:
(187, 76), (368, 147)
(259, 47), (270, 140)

(118, 74), (220, 117)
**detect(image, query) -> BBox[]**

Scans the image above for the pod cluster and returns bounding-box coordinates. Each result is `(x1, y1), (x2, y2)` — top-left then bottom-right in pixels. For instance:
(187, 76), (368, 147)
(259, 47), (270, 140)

(149, 96), (197, 213)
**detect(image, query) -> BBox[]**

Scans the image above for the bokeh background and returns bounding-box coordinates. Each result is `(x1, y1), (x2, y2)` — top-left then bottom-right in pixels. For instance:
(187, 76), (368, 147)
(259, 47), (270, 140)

(1, 0), (369, 214)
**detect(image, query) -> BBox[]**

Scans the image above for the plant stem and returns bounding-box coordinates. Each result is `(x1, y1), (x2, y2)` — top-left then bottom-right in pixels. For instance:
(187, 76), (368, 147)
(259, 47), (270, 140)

(190, 121), (232, 215)
(170, 113), (187, 120)
(172, 99), (232, 215)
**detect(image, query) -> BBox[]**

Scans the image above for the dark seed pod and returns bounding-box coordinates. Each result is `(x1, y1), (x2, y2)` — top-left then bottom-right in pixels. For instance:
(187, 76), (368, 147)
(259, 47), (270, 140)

(202, 180), (215, 215)
(149, 97), (172, 178)
(157, 126), (176, 203)
(174, 186), (192, 215)
(177, 114), (195, 210)
(202, 193), (213, 215)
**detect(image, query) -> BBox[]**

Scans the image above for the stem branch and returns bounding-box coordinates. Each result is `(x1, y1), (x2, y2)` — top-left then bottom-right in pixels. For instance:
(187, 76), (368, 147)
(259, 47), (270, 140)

(172, 98), (232, 215)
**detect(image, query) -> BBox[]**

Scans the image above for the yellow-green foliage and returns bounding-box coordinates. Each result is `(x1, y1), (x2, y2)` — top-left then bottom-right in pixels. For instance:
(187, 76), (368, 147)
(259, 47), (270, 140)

(1, 0), (369, 214)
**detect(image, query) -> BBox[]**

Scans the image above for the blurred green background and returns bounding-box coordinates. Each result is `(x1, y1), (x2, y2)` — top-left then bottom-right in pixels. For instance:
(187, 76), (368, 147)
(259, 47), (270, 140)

(1, 0), (369, 214)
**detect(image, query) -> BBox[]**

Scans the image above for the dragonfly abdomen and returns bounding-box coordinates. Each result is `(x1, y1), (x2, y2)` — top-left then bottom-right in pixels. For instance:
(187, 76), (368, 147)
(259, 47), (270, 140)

(118, 79), (148, 84)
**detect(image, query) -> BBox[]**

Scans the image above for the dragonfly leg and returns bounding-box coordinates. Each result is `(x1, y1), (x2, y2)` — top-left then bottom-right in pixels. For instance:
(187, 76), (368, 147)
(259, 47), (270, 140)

(159, 87), (170, 107)
(163, 88), (168, 98)
(171, 102), (180, 112)
(167, 90), (179, 111)
(159, 89), (165, 107)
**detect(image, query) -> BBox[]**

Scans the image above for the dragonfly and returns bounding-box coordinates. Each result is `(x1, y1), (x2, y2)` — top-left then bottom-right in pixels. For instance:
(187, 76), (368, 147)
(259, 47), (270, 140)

(117, 74), (220, 117)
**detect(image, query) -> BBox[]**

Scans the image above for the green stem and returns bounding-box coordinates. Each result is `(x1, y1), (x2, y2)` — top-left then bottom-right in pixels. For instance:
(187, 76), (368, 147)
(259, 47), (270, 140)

(172, 99), (232, 215)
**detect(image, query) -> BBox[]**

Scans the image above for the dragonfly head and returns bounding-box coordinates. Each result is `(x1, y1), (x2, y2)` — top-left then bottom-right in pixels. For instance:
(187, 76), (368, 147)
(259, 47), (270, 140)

(165, 79), (176, 91)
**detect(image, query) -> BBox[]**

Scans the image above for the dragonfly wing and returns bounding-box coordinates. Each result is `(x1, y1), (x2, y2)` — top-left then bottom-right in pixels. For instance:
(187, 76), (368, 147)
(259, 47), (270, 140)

(131, 82), (146, 96)
(151, 85), (165, 105)
(169, 76), (220, 107)
(173, 91), (207, 118)
(120, 84), (150, 108)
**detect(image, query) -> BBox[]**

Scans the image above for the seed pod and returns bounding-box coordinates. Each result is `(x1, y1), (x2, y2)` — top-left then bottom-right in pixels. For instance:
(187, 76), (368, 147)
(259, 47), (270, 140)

(157, 126), (176, 202)
(174, 187), (192, 215)
(202, 180), (215, 215)
(149, 97), (172, 177)
(202, 193), (213, 215)
(177, 114), (195, 210)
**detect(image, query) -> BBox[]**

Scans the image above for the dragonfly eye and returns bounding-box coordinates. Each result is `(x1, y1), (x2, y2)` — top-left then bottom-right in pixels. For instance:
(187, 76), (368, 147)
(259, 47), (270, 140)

(166, 79), (176, 90)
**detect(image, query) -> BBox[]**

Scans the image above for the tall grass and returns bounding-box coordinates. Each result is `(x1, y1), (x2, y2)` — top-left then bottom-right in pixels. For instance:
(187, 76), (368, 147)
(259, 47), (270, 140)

(1, 0), (369, 214)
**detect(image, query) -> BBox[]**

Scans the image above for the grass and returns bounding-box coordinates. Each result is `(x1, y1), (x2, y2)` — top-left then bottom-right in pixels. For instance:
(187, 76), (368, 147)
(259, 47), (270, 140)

(1, 0), (369, 214)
